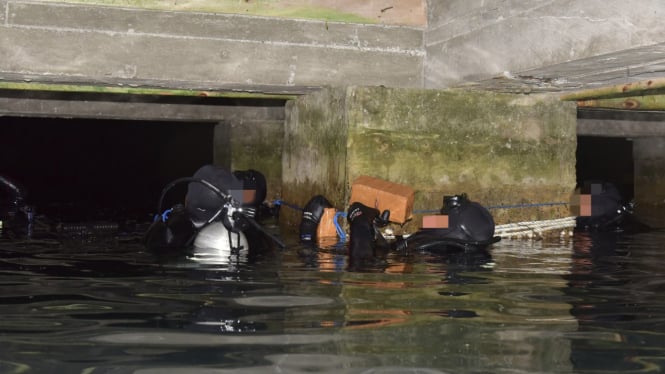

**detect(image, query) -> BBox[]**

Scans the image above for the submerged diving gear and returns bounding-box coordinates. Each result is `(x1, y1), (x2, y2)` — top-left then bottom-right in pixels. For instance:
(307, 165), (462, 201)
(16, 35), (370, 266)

(193, 222), (249, 257)
(144, 204), (197, 250)
(145, 165), (284, 254)
(395, 194), (500, 252)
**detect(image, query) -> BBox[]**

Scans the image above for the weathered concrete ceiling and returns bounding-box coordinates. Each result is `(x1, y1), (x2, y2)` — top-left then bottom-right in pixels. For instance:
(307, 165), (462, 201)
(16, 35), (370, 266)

(425, 0), (665, 94)
(2, 0), (665, 128)
(461, 43), (665, 95)
(0, 86), (286, 122)
(0, 0), (424, 95)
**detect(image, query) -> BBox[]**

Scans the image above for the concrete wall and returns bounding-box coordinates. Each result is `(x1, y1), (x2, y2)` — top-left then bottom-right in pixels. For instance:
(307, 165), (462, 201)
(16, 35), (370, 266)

(212, 106), (286, 202)
(425, 0), (665, 89)
(281, 88), (350, 228)
(0, 0), (424, 93)
(633, 137), (665, 228)
(282, 87), (577, 232)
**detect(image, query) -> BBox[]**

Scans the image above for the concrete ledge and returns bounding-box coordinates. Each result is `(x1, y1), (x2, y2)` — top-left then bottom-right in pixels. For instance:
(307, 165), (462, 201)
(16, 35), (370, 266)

(8, 1), (424, 51)
(578, 119), (665, 137)
(0, 96), (285, 122)
(1, 1), (424, 91)
(425, 0), (665, 89)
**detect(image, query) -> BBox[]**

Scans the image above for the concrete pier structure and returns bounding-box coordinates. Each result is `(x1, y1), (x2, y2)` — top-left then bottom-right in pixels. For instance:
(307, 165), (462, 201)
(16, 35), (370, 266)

(2, 0), (665, 226)
(281, 87), (577, 230)
(633, 138), (665, 227)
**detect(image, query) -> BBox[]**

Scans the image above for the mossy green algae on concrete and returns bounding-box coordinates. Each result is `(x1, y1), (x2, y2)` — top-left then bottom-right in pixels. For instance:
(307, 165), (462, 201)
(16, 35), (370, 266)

(281, 87), (349, 229)
(345, 87), (576, 224)
(283, 86), (577, 229)
(36, 0), (375, 23)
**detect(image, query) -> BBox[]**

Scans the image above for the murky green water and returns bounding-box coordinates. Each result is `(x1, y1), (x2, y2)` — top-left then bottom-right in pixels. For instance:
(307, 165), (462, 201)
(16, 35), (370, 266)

(1, 228), (664, 373)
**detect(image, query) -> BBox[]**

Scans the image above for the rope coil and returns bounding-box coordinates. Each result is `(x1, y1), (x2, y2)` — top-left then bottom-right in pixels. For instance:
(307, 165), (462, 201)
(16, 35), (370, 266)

(494, 216), (577, 239)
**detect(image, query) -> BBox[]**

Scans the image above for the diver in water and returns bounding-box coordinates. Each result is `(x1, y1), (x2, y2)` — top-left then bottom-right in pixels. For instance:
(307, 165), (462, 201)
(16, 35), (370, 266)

(144, 165), (284, 260)
(0, 174), (33, 238)
(394, 194), (500, 253)
(297, 193), (499, 266)
(574, 181), (648, 232)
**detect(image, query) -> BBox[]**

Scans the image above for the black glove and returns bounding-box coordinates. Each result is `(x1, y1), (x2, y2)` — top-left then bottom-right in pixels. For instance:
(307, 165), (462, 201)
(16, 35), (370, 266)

(299, 195), (332, 242)
(347, 202), (379, 226)
(347, 202), (380, 264)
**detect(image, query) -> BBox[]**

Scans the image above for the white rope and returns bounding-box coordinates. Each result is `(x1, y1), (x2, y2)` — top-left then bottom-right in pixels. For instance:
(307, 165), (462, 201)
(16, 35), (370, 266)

(494, 216), (577, 239)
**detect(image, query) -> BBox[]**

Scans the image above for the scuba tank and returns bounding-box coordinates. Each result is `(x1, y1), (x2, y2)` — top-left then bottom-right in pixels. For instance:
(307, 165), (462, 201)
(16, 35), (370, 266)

(395, 193), (500, 252)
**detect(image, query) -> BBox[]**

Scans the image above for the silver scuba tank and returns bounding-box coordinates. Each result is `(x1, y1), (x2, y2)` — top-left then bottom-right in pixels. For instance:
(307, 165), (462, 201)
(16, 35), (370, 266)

(190, 214), (249, 264)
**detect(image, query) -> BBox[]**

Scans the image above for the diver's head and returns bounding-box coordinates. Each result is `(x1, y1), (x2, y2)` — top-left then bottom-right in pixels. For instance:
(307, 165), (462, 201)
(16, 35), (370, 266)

(186, 165), (242, 227)
(233, 169), (267, 219)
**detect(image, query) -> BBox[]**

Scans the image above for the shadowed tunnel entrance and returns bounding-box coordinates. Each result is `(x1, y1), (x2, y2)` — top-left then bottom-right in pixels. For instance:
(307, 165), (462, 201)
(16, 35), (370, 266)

(576, 135), (634, 202)
(0, 116), (215, 223)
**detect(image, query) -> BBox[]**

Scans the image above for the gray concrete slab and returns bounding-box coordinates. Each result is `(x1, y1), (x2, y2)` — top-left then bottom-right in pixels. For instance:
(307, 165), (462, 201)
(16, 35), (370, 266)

(0, 97), (284, 122)
(578, 119), (665, 137)
(465, 42), (665, 93)
(8, 1), (424, 51)
(0, 27), (422, 88)
(425, 0), (665, 90)
(1, 1), (424, 92)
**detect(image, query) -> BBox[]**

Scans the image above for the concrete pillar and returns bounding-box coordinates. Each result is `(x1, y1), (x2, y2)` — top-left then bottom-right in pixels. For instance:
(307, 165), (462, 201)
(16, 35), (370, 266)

(213, 122), (232, 170)
(281, 88), (350, 228)
(214, 119), (284, 202)
(633, 137), (665, 227)
(282, 86), (577, 232)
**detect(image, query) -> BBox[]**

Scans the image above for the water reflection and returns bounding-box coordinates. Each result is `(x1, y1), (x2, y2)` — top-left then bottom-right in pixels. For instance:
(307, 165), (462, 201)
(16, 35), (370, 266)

(1, 231), (665, 372)
(566, 231), (665, 373)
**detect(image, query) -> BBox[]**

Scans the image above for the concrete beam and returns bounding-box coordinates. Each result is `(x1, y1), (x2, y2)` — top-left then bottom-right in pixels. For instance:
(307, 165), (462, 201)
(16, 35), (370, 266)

(0, 97), (285, 122)
(578, 118), (665, 137)
(0, 0), (424, 92)
(426, 0), (665, 91)
(577, 109), (665, 137)
(465, 43), (665, 94)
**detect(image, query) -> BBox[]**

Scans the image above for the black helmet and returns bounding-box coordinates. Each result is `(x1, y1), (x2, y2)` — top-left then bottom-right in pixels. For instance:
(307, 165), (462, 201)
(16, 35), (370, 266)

(186, 165), (242, 226)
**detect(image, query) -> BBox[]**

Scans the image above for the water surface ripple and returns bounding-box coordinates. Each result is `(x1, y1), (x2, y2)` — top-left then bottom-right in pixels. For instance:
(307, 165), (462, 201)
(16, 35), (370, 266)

(1, 230), (665, 373)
